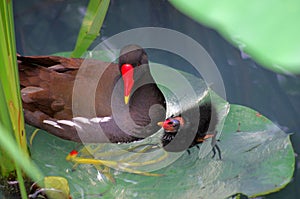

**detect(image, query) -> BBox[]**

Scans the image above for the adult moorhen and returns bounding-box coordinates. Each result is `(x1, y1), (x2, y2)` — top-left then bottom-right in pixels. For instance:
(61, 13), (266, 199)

(158, 101), (221, 159)
(18, 45), (166, 143)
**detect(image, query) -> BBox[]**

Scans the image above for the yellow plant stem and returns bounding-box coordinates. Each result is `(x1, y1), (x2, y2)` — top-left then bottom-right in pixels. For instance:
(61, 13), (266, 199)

(66, 147), (167, 177)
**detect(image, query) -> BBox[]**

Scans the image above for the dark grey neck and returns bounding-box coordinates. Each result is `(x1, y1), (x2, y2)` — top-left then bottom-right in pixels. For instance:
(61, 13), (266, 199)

(100, 64), (166, 142)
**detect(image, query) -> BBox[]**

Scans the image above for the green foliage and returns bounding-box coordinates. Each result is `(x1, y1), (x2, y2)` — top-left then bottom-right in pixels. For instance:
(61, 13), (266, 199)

(71, 0), (110, 58)
(0, 1), (44, 198)
(44, 176), (70, 199)
(1, 0), (111, 197)
(0, 0), (28, 176)
(0, 83), (15, 175)
(170, 0), (300, 74)
(0, 125), (43, 182)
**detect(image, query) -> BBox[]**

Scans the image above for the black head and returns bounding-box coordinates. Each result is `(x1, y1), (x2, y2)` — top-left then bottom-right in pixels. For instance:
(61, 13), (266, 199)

(158, 116), (184, 147)
(159, 117), (181, 133)
(118, 44), (148, 68)
(118, 45), (150, 104)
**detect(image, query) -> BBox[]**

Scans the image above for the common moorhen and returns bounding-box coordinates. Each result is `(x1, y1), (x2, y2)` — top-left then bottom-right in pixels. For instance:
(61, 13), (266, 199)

(158, 101), (221, 159)
(18, 45), (166, 143)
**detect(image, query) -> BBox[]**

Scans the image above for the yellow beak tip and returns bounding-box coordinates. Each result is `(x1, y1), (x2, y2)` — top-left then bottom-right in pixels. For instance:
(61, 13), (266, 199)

(157, 121), (164, 127)
(124, 96), (129, 104)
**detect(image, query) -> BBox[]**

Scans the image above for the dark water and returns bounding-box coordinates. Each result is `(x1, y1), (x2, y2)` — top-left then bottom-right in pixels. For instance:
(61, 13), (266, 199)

(13, 0), (300, 198)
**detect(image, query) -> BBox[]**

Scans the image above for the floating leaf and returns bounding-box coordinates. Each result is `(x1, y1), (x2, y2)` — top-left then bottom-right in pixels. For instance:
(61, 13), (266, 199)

(170, 0), (300, 74)
(26, 61), (294, 198)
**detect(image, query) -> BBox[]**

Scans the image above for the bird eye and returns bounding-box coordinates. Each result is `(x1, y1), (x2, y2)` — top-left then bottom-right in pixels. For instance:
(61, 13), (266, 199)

(172, 120), (180, 127)
(167, 121), (173, 125)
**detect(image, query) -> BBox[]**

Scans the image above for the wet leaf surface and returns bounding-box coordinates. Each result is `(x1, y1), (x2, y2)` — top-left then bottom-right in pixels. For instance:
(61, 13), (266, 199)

(27, 67), (294, 199)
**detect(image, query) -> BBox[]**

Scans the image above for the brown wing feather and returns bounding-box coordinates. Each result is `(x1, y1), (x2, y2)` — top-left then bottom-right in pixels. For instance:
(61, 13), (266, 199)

(18, 55), (120, 141)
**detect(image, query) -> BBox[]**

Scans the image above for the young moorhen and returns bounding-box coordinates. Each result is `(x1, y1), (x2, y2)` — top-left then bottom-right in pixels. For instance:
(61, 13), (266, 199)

(158, 101), (221, 159)
(18, 45), (166, 143)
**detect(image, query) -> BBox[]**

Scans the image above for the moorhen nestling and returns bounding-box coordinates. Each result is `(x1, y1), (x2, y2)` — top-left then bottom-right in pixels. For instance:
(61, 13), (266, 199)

(18, 45), (166, 143)
(158, 101), (221, 159)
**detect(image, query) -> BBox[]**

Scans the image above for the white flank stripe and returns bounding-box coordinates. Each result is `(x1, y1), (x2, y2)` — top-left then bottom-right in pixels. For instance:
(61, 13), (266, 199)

(57, 120), (76, 126)
(57, 120), (82, 129)
(90, 117), (111, 123)
(73, 117), (90, 124)
(43, 120), (63, 129)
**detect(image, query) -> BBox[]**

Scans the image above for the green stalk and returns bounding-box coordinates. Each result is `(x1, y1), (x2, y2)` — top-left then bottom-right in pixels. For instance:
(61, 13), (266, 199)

(0, 124), (43, 184)
(0, 77), (15, 175)
(2, 0), (109, 196)
(0, 1), (39, 198)
(0, 0), (28, 154)
(71, 0), (110, 58)
(16, 165), (28, 199)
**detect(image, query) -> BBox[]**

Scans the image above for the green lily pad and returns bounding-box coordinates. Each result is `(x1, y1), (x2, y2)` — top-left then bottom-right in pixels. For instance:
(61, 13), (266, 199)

(169, 0), (300, 74)
(26, 66), (294, 198)
(43, 176), (70, 199)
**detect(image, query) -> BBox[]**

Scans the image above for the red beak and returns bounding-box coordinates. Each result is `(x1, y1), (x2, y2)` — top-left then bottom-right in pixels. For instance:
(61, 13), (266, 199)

(157, 119), (174, 132)
(121, 64), (134, 104)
